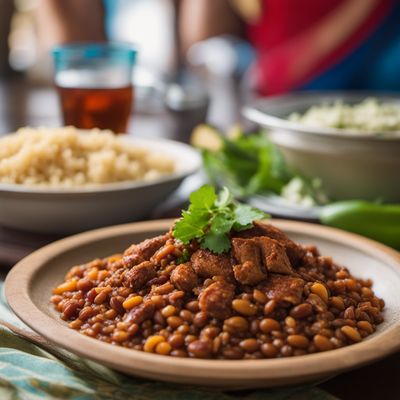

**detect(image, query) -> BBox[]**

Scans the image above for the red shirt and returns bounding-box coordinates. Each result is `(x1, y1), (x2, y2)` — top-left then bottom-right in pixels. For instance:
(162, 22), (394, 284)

(246, 0), (391, 95)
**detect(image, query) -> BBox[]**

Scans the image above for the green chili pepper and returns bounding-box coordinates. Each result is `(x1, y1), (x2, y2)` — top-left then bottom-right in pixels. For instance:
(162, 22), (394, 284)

(320, 201), (400, 250)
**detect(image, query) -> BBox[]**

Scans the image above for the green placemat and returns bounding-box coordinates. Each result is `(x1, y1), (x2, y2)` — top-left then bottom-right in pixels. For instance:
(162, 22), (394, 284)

(0, 283), (337, 400)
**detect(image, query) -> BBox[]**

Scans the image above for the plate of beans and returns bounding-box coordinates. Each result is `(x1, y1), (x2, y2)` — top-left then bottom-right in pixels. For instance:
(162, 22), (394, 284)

(5, 219), (400, 388)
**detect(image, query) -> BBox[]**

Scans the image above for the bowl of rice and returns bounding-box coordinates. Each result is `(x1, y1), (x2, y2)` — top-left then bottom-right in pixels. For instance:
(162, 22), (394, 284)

(0, 127), (200, 233)
(243, 92), (400, 202)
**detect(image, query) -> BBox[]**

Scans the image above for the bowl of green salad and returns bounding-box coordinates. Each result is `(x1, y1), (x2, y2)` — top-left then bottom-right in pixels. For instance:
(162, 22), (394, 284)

(243, 92), (400, 202)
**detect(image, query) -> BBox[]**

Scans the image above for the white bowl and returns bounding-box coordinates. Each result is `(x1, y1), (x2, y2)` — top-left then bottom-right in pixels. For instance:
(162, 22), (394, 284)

(0, 137), (200, 234)
(243, 92), (400, 201)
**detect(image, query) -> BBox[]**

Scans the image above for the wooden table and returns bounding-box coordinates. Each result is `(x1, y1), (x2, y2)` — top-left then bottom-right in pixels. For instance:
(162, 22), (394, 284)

(1, 76), (399, 400)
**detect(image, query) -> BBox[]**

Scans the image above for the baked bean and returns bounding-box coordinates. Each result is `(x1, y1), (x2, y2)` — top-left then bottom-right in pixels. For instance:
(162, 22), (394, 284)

(263, 300), (277, 315)
(361, 287), (373, 298)
(319, 328), (333, 338)
(112, 331), (129, 343)
(170, 349), (188, 357)
(62, 300), (80, 320)
(307, 294), (327, 312)
(344, 306), (355, 320)
(330, 337), (344, 348)
(150, 295), (165, 309)
(69, 319), (83, 329)
(272, 338), (284, 349)
(260, 318), (280, 333)
(87, 268), (98, 281)
(155, 341), (172, 355)
(104, 309), (117, 319)
(168, 333), (185, 348)
(79, 306), (94, 321)
(153, 282), (174, 295)
(330, 296), (345, 310)
(223, 347), (244, 359)
(290, 303), (312, 319)
(341, 326), (362, 342)
(161, 305), (177, 318)
(66, 266), (83, 279)
(313, 334), (334, 351)
(250, 320), (259, 335)
(224, 316), (249, 332)
(185, 335), (197, 345)
(193, 312), (208, 327)
(336, 270), (349, 279)
(177, 325), (190, 334)
(110, 297), (125, 314)
(261, 343), (278, 358)
(357, 320), (374, 334)
(280, 345), (293, 357)
(144, 335), (165, 352)
(94, 290), (108, 305)
(123, 295), (143, 310)
(77, 278), (93, 292)
(287, 335), (309, 349)
(310, 283), (329, 303)
(50, 295), (63, 304)
(179, 310), (193, 322)
(188, 340), (212, 358)
(53, 279), (77, 295)
(253, 289), (267, 304)
(127, 323), (139, 336)
(232, 299), (257, 316)
(212, 337), (222, 354)
(285, 316), (296, 328)
(201, 327), (220, 339)
(186, 301), (200, 313)
(239, 338), (259, 353)
(167, 316), (184, 329)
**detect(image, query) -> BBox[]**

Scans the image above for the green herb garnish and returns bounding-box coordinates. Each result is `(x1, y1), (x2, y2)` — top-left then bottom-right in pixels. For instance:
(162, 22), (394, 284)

(173, 185), (268, 253)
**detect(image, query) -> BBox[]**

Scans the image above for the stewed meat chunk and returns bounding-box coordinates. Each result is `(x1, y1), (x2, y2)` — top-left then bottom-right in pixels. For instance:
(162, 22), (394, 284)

(231, 238), (266, 285)
(199, 280), (234, 319)
(234, 221), (305, 266)
(123, 234), (170, 267)
(170, 262), (198, 292)
(123, 261), (156, 290)
(191, 249), (233, 280)
(261, 274), (305, 305)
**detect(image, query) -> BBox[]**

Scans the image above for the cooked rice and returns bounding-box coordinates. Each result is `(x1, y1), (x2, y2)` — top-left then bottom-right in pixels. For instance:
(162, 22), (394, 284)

(0, 127), (175, 187)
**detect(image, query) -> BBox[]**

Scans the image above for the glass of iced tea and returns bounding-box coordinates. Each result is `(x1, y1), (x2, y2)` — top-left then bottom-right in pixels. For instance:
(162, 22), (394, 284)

(52, 43), (136, 133)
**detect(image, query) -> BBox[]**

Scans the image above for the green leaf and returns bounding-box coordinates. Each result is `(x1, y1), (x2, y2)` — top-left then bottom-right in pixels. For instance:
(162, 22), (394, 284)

(173, 210), (209, 243)
(210, 213), (234, 235)
(173, 185), (268, 253)
(234, 203), (268, 228)
(189, 184), (216, 211)
(201, 232), (231, 254)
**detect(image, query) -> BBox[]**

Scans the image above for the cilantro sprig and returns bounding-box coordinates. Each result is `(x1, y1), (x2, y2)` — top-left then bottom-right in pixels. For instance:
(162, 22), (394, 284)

(173, 185), (268, 253)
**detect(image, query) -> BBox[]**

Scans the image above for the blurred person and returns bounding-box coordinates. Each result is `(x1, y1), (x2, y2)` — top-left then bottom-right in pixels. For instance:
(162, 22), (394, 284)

(35, 0), (176, 79)
(179, 0), (400, 95)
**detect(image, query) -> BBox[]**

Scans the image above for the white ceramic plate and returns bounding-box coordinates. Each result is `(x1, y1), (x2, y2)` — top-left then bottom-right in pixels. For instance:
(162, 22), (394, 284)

(5, 219), (400, 389)
(0, 137), (200, 234)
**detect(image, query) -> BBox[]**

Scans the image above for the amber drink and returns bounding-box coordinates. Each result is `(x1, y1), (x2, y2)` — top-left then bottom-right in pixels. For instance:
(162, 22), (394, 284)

(53, 43), (136, 133)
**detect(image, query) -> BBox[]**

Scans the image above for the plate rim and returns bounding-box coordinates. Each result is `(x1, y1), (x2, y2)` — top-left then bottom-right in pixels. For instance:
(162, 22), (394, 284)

(5, 219), (400, 385)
